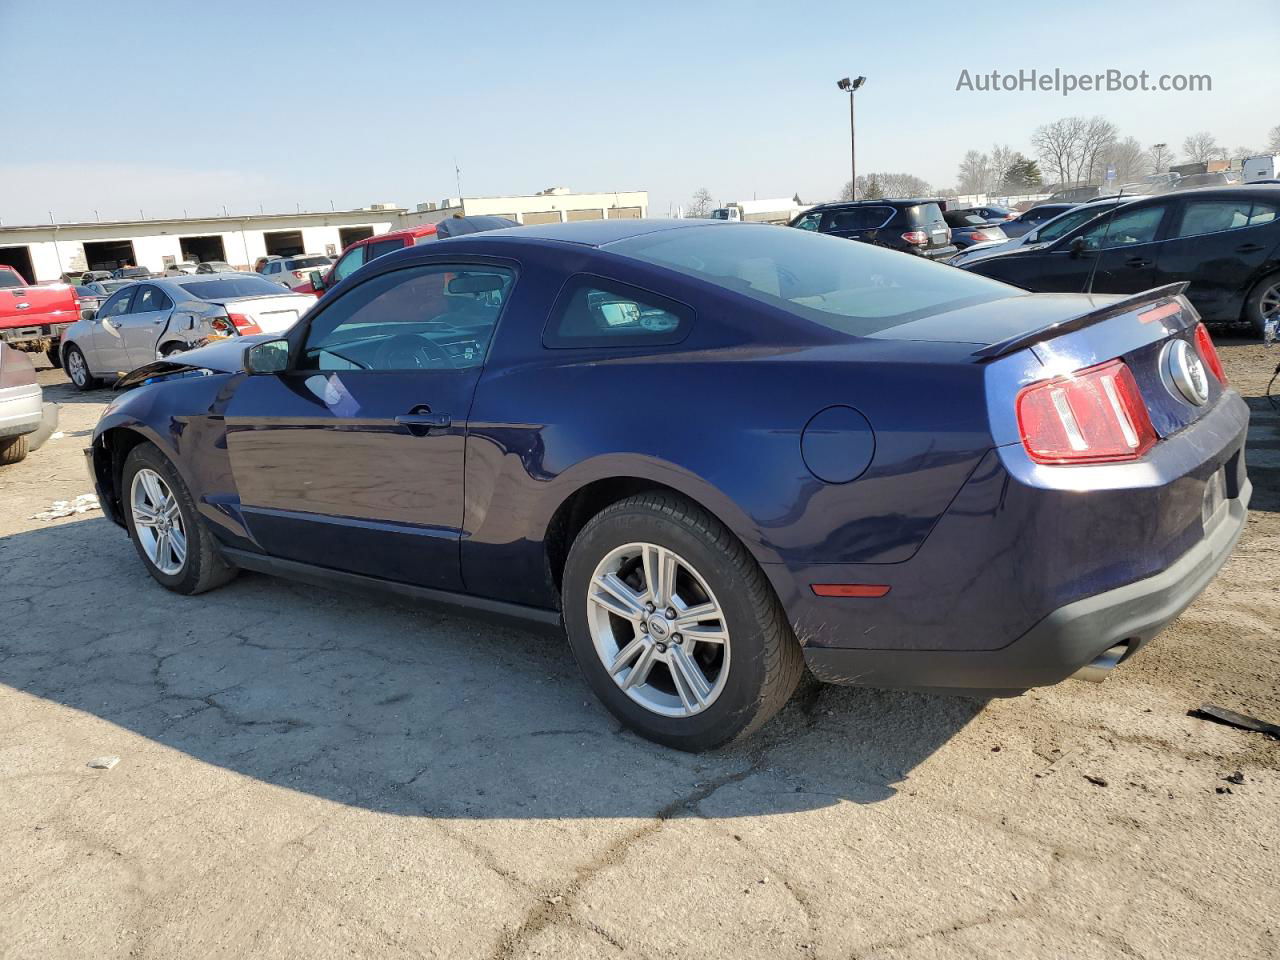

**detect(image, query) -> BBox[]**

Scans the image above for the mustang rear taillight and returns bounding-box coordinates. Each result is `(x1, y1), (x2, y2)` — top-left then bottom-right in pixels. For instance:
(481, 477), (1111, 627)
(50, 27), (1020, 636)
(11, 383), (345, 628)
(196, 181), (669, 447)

(227, 312), (263, 335)
(901, 230), (928, 245)
(1194, 322), (1227, 385)
(1016, 359), (1156, 465)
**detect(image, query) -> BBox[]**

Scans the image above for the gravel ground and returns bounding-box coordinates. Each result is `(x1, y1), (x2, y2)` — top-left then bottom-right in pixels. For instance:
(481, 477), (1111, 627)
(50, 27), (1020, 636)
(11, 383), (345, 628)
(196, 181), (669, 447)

(1, 339), (1277, 960)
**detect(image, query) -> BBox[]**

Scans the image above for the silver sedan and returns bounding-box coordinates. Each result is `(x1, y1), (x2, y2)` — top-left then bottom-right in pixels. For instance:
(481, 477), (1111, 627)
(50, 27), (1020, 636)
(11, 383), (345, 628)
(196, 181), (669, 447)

(58, 273), (315, 390)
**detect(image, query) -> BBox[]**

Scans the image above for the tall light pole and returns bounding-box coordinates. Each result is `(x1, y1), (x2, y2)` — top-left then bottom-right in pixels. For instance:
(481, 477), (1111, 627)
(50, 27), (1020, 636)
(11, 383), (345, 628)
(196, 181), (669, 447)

(836, 76), (866, 198)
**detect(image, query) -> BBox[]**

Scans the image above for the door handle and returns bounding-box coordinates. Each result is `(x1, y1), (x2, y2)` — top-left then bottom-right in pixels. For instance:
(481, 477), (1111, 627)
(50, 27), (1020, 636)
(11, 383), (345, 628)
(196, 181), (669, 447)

(395, 410), (451, 435)
(1235, 243), (1264, 253)
(1125, 257), (1150, 268)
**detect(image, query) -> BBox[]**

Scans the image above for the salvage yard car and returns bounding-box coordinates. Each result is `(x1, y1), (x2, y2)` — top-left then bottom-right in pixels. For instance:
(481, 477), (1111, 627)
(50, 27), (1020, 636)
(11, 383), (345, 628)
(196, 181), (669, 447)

(789, 199), (957, 260)
(960, 186), (1280, 338)
(61, 274), (314, 389)
(0, 265), (86, 368)
(85, 219), (1249, 750)
(0, 342), (58, 464)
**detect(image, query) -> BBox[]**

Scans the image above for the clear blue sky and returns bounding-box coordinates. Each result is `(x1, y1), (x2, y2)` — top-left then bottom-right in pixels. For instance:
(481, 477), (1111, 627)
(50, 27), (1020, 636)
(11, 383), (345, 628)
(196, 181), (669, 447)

(1, 0), (1275, 224)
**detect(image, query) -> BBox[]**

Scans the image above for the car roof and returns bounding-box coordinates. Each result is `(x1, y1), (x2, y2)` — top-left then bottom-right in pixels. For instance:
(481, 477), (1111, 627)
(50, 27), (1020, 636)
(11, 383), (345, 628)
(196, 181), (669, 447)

(460, 217), (728, 248)
(808, 198), (945, 211)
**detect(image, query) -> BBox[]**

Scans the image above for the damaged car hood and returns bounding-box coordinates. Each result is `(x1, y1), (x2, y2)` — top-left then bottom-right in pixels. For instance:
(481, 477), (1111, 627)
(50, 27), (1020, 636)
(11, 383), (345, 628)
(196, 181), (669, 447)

(113, 335), (272, 390)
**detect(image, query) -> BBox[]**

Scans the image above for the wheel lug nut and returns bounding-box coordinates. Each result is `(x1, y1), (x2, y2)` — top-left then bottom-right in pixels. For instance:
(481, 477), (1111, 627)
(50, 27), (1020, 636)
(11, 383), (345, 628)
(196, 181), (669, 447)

(666, 608), (676, 619)
(646, 602), (655, 613)
(656, 642), (667, 653)
(672, 634), (682, 644)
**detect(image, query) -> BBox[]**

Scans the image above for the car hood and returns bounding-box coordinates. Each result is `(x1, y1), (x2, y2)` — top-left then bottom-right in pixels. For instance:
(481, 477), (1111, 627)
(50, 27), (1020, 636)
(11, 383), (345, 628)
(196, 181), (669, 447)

(113, 334), (272, 389)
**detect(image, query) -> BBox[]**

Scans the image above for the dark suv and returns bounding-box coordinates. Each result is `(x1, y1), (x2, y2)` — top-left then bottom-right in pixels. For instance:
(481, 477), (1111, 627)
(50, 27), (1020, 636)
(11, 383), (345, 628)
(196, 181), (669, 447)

(789, 199), (957, 259)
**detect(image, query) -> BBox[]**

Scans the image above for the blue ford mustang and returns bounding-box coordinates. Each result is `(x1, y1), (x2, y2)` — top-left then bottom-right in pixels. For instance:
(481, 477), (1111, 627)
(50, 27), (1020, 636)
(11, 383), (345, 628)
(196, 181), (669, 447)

(86, 219), (1250, 750)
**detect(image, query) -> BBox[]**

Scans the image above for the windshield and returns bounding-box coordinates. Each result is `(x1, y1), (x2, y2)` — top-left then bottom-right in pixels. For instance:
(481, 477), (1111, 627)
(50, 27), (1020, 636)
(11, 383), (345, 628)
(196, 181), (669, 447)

(287, 255), (331, 269)
(179, 276), (289, 299)
(609, 224), (1016, 336)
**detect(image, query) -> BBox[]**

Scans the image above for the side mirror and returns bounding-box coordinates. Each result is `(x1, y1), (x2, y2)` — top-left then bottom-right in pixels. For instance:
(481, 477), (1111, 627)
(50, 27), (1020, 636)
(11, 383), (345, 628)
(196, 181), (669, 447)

(1068, 236), (1087, 258)
(244, 338), (289, 375)
(80, 307), (97, 322)
(309, 271), (326, 292)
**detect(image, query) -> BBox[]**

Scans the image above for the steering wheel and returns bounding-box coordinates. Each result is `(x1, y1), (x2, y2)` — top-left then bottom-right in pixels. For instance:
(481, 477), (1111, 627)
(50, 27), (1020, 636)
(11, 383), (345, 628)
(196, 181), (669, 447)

(372, 333), (454, 370)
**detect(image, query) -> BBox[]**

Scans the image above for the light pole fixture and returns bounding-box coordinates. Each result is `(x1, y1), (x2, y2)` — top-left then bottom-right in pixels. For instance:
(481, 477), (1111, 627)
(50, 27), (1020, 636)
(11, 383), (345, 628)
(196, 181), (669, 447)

(836, 76), (867, 199)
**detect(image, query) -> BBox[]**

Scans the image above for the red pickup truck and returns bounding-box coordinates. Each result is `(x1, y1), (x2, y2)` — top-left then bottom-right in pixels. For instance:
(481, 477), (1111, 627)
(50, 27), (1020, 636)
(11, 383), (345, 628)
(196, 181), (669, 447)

(0, 265), (85, 368)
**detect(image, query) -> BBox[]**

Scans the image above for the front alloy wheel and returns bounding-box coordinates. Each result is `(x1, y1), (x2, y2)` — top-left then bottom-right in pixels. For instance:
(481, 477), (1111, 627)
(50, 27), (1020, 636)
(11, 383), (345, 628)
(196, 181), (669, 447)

(587, 542), (731, 718)
(130, 468), (187, 575)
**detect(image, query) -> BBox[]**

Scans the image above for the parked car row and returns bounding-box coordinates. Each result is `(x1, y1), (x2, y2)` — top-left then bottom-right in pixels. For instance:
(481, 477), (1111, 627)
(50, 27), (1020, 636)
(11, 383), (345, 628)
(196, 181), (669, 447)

(787, 185), (1280, 339)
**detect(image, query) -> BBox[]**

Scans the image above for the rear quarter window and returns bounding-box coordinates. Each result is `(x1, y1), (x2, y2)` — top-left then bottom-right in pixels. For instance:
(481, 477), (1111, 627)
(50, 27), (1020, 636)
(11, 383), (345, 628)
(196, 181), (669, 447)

(544, 275), (692, 349)
(906, 203), (946, 227)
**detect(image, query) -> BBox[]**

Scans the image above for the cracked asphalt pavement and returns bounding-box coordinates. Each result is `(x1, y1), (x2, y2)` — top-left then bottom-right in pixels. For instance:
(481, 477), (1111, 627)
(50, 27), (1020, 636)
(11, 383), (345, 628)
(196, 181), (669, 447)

(1, 341), (1277, 959)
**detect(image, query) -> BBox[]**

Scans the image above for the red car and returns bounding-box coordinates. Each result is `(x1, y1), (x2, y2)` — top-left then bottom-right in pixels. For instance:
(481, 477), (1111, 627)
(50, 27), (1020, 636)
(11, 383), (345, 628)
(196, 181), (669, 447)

(0, 265), (87, 368)
(307, 216), (518, 297)
(307, 224), (441, 297)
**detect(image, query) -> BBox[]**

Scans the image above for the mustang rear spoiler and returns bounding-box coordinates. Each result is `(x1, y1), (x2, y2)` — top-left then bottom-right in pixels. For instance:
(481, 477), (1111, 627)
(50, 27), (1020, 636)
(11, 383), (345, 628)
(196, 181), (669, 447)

(972, 282), (1190, 361)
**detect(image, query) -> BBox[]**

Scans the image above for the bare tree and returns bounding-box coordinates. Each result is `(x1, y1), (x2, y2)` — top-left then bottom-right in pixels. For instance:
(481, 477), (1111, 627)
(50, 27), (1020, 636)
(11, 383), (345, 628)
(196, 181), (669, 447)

(1032, 116), (1087, 187)
(956, 150), (990, 194)
(988, 144), (1016, 193)
(1146, 142), (1174, 174)
(1269, 124), (1280, 153)
(844, 173), (930, 200)
(1182, 131), (1223, 165)
(1077, 117), (1118, 185)
(1105, 137), (1145, 185)
(688, 187), (713, 218)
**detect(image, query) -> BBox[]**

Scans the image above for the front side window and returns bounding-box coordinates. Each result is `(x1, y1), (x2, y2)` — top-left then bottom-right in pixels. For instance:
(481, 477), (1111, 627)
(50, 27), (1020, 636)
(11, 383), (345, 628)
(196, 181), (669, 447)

(1036, 203), (1112, 243)
(1078, 204), (1167, 249)
(609, 223), (1015, 337)
(791, 211), (821, 231)
(544, 276), (691, 349)
(99, 288), (136, 317)
(332, 246), (366, 282)
(1173, 199), (1252, 238)
(365, 239), (404, 262)
(300, 263), (515, 371)
(1247, 202), (1277, 227)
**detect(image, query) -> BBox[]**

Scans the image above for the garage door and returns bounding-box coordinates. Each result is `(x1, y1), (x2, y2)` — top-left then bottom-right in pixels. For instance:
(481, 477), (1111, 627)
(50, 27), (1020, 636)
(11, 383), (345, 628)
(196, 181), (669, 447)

(521, 211), (563, 225)
(567, 209), (603, 221)
(607, 207), (642, 219)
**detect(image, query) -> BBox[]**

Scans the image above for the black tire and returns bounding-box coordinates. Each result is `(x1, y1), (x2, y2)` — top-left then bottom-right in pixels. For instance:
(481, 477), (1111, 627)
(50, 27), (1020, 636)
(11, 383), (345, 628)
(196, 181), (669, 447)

(64, 344), (100, 391)
(45, 347), (62, 369)
(1243, 271), (1280, 340)
(121, 442), (238, 595)
(0, 435), (28, 465)
(160, 343), (185, 357)
(563, 492), (804, 751)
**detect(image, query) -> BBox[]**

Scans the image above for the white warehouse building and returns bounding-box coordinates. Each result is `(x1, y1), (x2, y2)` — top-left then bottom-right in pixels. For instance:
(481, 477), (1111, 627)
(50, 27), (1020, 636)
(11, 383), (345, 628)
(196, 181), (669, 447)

(0, 188), (648, 283)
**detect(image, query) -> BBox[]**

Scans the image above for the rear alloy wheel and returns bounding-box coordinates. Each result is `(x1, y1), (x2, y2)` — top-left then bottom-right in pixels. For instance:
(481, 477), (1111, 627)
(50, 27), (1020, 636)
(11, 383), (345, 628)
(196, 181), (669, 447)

(122, 442), (237, 594)
(563, 492), (804, 751)
(1245, 272), (1280, 340)
(64, 345), (99, 391)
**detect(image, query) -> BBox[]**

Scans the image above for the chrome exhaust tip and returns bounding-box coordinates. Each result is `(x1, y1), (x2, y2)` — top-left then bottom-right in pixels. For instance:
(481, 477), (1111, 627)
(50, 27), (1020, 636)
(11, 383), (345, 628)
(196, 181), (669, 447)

(1071, 644), (1129, 683)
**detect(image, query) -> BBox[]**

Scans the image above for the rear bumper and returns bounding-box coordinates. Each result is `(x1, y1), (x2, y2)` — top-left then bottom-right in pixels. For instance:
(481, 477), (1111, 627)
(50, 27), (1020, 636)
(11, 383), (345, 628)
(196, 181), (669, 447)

(0, 322), (72, 347)
(0, 385), (43, 438)
(804, 481), (1250, 694)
